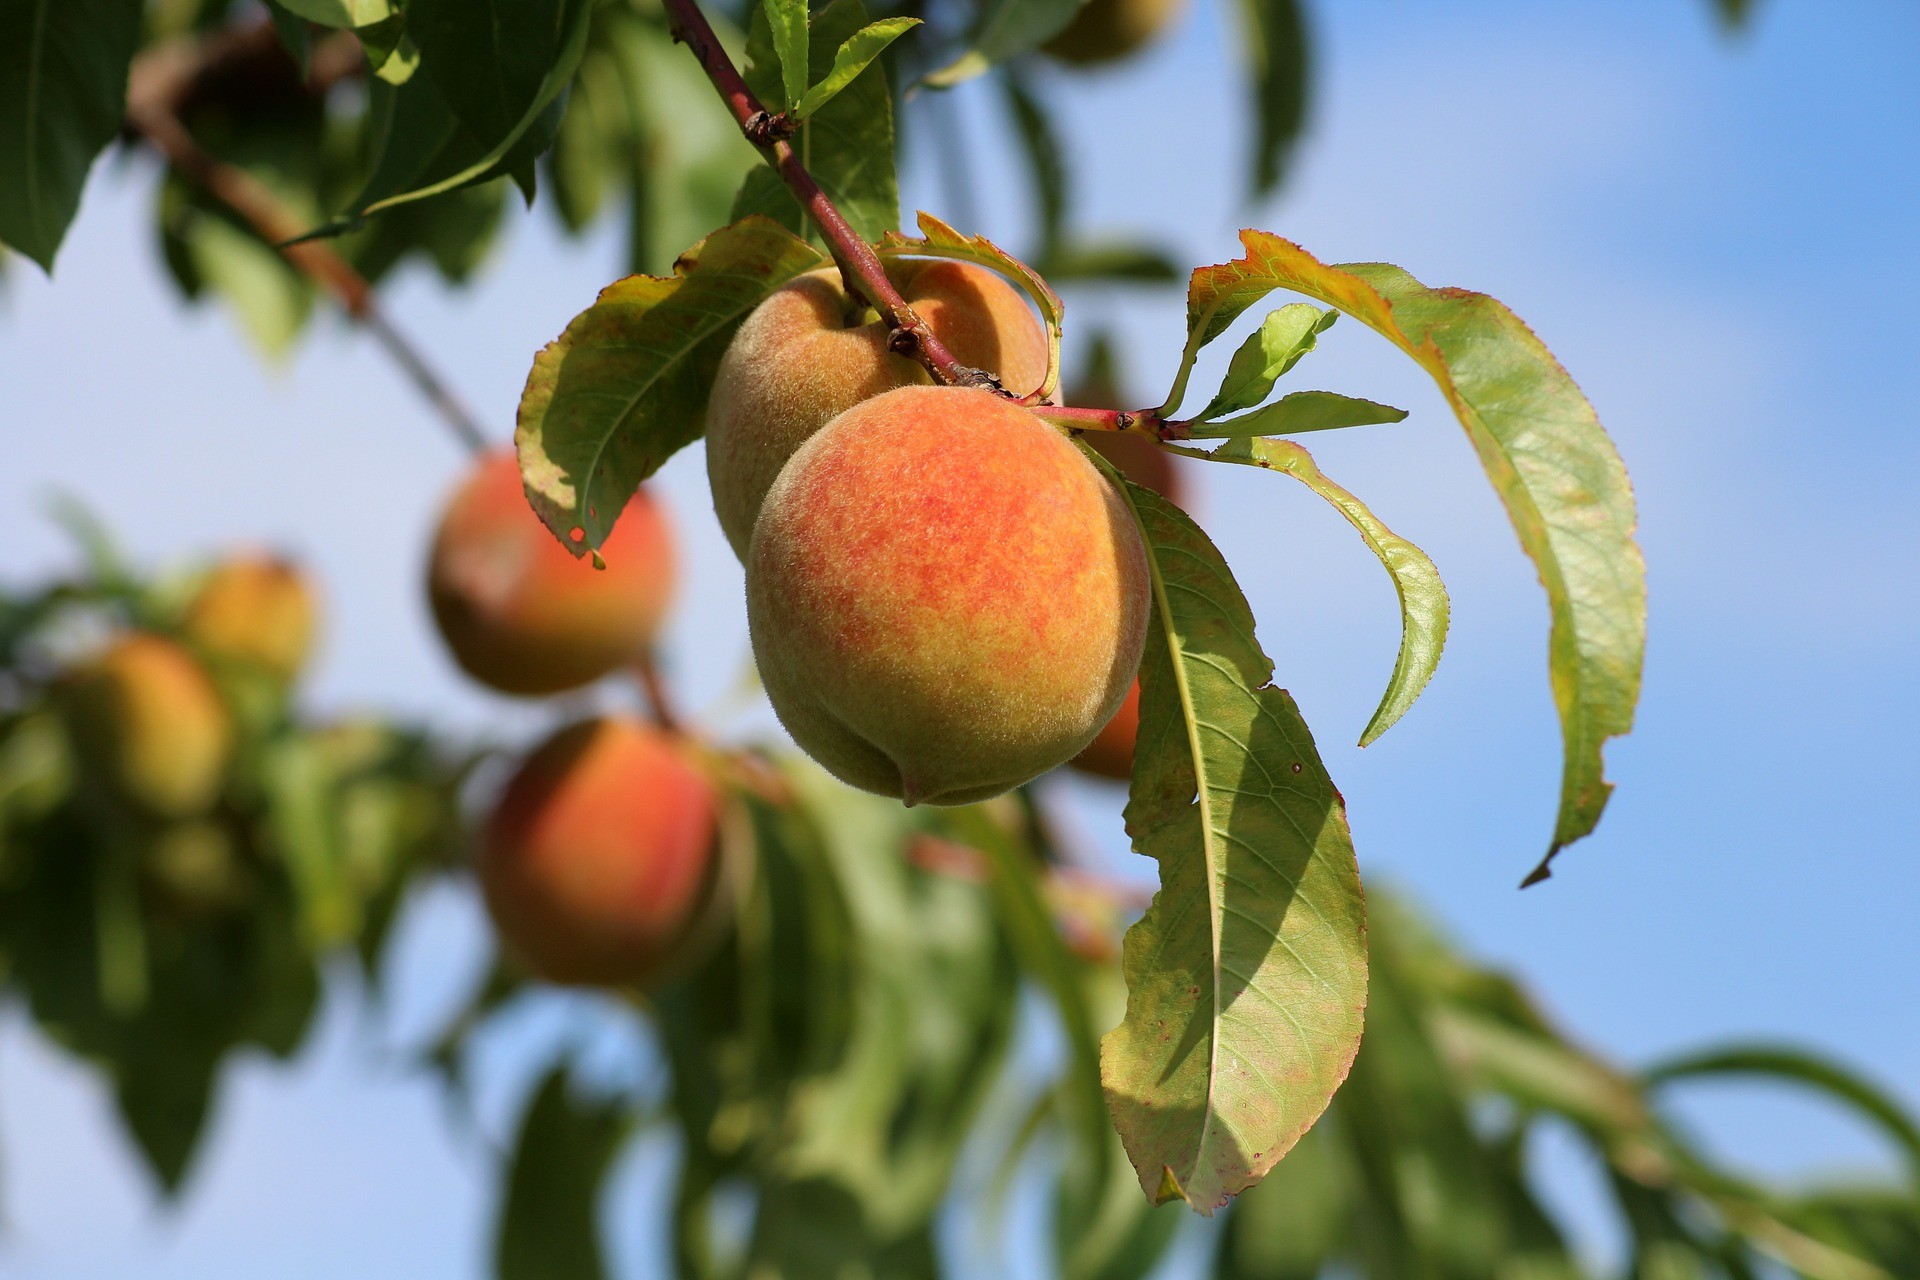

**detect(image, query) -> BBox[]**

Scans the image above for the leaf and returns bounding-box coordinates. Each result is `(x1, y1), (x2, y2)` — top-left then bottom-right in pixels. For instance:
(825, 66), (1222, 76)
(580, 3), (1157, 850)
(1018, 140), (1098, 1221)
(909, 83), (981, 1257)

(0, 0), (142, 271)
(1195, 304), (1336, 420)
(1204, 437), (1448, 745)
(792, 18), (921, 120)
(1184, 230), (1644, 881)
(1003, 74), (1065, 258)
(765, 0), (810, 110)
(1097, 475), (1368, 1215)
(1187, 390), (1408, 439)
(734, 0), (899, 245)
(495, 1065), (633, 1280)
(274, 0), (392, 26)
(1646, 1045), (1920, 1187)
(517, 216), (827, 554)
(342, 0), (590, 219)
(877, 211), (1064, 400)
(919, 0), (1083, 90)
(1235, 0), (1311, 194)
(1712, 0), (1760, 34)
(1037, 241), (1183, 284)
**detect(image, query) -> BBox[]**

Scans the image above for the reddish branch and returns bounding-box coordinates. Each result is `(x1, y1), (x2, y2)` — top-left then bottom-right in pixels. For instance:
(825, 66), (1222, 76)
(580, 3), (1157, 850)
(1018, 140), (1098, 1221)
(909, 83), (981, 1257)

(659, 0), (1173, 439)
(123, 21), (489, 456)
(661, 0), (1000, 394)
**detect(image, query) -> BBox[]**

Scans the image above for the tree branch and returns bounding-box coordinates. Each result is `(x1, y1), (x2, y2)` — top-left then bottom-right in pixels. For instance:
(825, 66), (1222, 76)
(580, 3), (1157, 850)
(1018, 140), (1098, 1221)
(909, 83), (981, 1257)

(660, 0), (1001, 391)
(123, 22), (490, 457)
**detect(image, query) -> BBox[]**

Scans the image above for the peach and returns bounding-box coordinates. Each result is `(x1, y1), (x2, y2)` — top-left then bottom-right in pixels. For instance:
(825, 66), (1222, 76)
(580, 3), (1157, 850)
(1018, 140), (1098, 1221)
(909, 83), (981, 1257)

(184, 553), (318, 683)
(478, 717), (722, 987)
(1043, 0), (1188, 65)
(60, 633), (231, 818)
(427, 449), (675, 697)
(747, 386), (1149, 805)
(705, 259), (1049, 559)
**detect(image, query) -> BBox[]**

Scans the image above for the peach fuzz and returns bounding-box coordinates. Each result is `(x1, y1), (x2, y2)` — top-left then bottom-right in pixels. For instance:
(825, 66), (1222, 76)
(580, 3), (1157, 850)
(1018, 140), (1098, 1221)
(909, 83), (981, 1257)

(747, 386), (1150, 805)
(61, 633), (232, 819)
(427, 449), (675, 697)
(705, 259), (1049, 559)
(479, 718), (721, 987)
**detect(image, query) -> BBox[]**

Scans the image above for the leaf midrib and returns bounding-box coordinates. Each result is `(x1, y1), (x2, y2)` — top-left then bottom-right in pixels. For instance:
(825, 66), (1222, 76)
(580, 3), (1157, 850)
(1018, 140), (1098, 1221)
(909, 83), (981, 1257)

(1133, 486), (1226, 1199)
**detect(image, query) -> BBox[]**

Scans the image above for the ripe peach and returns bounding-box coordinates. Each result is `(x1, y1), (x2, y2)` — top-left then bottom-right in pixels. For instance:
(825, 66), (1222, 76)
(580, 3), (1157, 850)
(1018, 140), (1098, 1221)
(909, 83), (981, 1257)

(184, 553), (317, 683)
(705, 260), (1049, 559)
(60, 633), (231, 818)
(478, 718), (722, 987)
(427, 449), (675, 697)
(1043, 0), (1188, 65)
(747, 386), (1150, 805)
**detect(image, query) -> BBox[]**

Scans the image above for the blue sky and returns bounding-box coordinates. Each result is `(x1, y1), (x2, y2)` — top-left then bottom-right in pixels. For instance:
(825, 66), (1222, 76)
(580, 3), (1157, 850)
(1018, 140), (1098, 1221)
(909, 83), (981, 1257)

(1, 1), (1917, 1275)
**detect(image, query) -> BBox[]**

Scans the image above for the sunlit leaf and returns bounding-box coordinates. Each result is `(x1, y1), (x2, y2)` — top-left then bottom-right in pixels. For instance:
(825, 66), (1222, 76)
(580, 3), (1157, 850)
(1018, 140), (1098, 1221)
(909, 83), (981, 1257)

(734, 0), (899, 244)
(877, 211), (1064, 400)
(1195, 304), (1336, 420)
(1186, 390), (1407, 439)
(764, 0), (809, 109)
(1098, 476), (1368, 1215)
(0, 0), (142, 271)
(1203, 437), (1447, 745)
(273, 0), (392, 26)
(792, 18), (920, 120)
(517, 216), (827, 554)
(1184, 230), (1644, 881)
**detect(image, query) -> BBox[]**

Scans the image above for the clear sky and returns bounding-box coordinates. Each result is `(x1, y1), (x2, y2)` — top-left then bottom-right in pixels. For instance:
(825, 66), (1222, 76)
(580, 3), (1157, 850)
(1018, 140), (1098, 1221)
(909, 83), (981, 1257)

(1, 1), (1916, 1275)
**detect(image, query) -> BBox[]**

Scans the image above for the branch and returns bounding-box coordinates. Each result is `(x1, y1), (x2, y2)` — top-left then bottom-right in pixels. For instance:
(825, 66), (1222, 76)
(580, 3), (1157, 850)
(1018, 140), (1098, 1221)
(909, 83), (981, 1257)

(123, 21), (489, 457)
(661, 0), (998, 391)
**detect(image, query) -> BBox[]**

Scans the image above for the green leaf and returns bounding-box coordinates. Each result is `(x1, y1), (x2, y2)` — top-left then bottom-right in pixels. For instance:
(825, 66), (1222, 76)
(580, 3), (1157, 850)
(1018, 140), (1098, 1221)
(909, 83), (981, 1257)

(0, 0), (142, 271)
(1003, 74), (1065, 258)
(1184, 230), (1644, 881)
(274, 0), (392, 26)
(1186, 390), (1408, 439)
(1036, 241), (1183, 284)
(1097, 476), (1368, 1215)
(1195, 304), (1336, 420)
(734, 0), (899, 244)
(1712, 0), (1760, 34)
(919, 0), (1083, 90)
(1235, 0), (1311, 194)
(1646, 1045), (1920, 1188)
(877, 211), (1065, 400)
(1204, 437), (1448, 745)
(407, 0), (580, 144)
(496, 1065), (633, 1280)
(342, 0), (590, 219)
(764, 0), (810, 110)
(517, 216), (828, 554)
(791, 18), (921, 120)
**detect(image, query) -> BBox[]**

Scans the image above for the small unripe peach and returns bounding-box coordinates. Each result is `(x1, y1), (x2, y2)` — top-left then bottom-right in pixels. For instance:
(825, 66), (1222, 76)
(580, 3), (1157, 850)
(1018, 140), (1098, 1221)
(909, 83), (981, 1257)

(1044, 0), (1187, 65)
(748, 386), (1150, 805)
(706, 260), (1049, 560)
(427, 450), (675, 697)
(184, 553), (317, 683)
(61, 633), (231, 818)
(479, 718), (722, 987)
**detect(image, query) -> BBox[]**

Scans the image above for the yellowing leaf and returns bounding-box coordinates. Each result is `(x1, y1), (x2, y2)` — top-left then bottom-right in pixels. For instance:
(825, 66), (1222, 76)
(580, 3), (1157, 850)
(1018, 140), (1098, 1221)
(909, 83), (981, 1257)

(1099, 475), (1368, 1216)
(517, 217), (827, 554)
(1186, 231), (1644, 881)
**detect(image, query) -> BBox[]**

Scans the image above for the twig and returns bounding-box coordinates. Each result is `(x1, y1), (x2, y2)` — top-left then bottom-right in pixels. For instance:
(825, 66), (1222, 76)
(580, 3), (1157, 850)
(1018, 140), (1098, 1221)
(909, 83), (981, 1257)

(659, 1), (1184, 438)
(123, 22), (490, 458)
(630, 653), (684, 736)
(661, 0), (994, 391)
